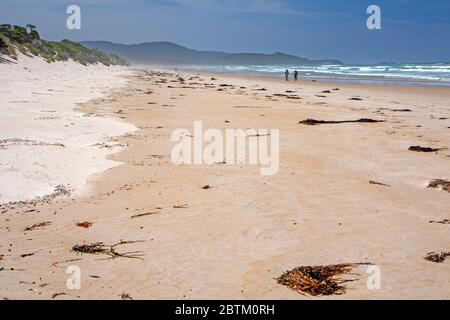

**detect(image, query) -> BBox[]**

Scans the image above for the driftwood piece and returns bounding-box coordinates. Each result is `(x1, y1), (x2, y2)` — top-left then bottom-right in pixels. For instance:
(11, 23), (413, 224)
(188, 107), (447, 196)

(299, 118), (384, 126)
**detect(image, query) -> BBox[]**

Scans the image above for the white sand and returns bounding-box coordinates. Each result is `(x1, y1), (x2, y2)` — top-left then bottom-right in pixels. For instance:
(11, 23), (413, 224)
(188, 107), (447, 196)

(0, 54), (137, 203)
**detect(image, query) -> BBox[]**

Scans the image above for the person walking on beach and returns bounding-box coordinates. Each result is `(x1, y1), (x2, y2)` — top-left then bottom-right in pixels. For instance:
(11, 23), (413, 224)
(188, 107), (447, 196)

(285, 69), (289, 81)
(294, 70), (299, 81)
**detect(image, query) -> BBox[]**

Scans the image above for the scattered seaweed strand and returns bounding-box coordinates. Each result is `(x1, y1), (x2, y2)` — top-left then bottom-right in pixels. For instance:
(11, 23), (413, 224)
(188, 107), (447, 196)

(72, 240), (145, 260)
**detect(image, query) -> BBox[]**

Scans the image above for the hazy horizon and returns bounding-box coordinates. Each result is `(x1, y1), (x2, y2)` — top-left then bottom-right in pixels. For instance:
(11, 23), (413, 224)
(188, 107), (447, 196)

(80, 40), (450, 65)
(1, 0), (450, 64)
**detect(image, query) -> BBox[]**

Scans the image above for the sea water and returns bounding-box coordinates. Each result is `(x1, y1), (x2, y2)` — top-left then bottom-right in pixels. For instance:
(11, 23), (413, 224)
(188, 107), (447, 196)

(184, 63), (450, 87)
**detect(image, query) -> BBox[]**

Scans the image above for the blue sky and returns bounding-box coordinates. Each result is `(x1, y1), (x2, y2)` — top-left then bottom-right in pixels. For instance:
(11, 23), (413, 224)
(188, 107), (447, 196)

(1, 0), (450, 63)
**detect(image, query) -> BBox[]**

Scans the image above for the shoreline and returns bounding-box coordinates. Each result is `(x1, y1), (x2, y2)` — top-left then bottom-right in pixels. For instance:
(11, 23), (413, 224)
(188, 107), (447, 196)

(0, 65), (449, 299)
(134, 64), (450, 89)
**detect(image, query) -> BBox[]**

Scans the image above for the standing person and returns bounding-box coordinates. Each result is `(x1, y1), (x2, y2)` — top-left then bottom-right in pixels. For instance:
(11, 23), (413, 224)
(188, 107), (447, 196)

(285, 69), (289, 81)
(294, 70), (299, 81)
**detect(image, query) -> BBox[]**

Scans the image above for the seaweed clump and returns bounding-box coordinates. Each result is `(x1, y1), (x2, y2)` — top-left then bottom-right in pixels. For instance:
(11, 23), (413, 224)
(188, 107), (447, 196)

(277, 263), (371, 296)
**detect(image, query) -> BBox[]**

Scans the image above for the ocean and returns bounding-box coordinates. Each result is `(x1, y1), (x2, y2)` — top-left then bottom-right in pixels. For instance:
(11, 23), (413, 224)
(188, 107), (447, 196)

(184, 63), (450, 87)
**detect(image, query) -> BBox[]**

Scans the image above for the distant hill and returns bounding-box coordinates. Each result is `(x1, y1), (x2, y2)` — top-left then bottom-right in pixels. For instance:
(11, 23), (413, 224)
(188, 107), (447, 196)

(0, 24), (128, 66)
(80, 41), (342, 66)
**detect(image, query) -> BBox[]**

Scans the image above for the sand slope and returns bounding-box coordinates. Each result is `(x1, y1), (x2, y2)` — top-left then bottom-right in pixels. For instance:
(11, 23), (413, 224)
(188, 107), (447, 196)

(0, 54), (137, 203)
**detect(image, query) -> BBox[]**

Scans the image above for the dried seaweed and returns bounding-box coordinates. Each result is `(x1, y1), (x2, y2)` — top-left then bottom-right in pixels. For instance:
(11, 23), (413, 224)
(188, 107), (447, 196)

(428, 179), (450, 193)
(408, 146), (442, 152)
(51, 293), (67, 299)
(424, 252), (450, 263)
(72, 240), (145, 260)
(298, 118), (384, 126)
(277, 263), (371, 296)
(120, 293), (133, 300)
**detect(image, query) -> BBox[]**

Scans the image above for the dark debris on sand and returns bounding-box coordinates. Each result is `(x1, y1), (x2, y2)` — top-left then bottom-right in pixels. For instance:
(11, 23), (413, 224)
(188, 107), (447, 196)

(120, 293), (133, 300)
(424, 252), (450, 263)
(408, 146), (443, 153)
(76, 221), (93, 228)
(277, 263), (371, 296)
(131, 212), (159, 219)
(427, 179), (450, 193)
(369, 180), (391, 187)
(1, 185), (71, 212)
(429, 219), (450, 224)
(298, 118), (384, 126)
(72, 240), (145, 260)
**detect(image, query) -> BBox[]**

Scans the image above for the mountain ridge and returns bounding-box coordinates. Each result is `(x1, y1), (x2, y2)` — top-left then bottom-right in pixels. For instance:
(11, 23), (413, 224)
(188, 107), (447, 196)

(80, 40), (343, 66)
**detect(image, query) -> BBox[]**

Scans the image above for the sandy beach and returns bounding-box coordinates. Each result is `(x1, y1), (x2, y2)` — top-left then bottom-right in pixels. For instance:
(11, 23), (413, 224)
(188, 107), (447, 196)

(0, 54), (137, 203)
(0, 59), (449, 300)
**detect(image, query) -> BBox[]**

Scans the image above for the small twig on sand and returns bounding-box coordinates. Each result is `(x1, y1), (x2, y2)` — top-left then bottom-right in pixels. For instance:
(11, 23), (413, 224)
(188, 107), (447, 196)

(24, 221), (51, 231)
(120, 293), (133, 300)
(131, 212), (159, 219)
(429, 219), (450, 225)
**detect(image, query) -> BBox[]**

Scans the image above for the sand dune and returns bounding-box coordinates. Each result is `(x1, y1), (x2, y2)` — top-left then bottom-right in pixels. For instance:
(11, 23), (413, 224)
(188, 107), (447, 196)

(0, 54), (137, 203)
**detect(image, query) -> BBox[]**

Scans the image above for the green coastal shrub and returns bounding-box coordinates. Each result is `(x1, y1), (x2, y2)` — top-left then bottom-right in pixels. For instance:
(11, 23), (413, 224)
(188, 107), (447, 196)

(0, 24), (128, 66)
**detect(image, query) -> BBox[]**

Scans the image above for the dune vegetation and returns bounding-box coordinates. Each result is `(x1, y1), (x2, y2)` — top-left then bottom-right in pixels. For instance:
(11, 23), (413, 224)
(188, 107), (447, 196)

(0, 24), (128, 66)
